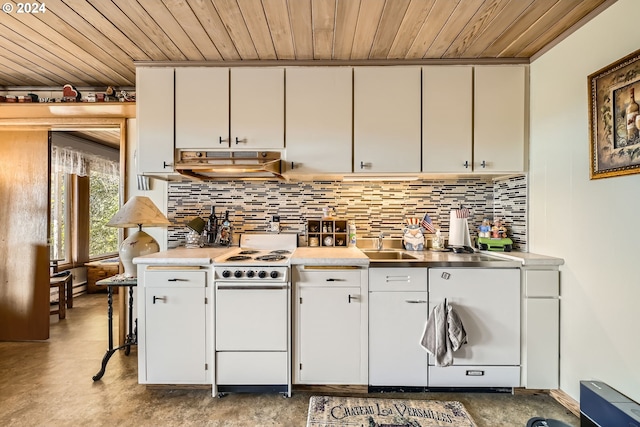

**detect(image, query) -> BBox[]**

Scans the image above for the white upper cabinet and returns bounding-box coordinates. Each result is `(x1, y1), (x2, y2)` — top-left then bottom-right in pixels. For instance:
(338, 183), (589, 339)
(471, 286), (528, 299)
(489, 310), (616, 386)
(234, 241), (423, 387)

(354, 67), (421, 173)
(136, 67), (175, 174)
(175, 67), (229, 149)
(423, 66), (473, 173)
(285, 67), (353, 174)
(230, 67), (284, 149)
(474, 65), (526, 172)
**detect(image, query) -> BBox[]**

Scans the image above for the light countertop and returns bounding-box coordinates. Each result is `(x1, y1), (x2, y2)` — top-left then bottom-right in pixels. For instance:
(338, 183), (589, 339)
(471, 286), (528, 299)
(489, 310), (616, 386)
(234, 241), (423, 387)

(290, 247), (369, 266)
(477, 251), (565, 266)
(133, 247), (236, 265)
(133, 245), (563, 268)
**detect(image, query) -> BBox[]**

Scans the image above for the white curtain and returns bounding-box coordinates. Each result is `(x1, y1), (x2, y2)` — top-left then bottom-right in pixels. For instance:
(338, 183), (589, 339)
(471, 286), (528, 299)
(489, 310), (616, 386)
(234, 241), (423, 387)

(51, 145), (119, 177)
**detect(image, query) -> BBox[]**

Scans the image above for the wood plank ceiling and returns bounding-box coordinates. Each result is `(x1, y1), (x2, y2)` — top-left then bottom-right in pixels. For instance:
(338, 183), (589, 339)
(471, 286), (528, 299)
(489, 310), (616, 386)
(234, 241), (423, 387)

(0, 0), (612, 89)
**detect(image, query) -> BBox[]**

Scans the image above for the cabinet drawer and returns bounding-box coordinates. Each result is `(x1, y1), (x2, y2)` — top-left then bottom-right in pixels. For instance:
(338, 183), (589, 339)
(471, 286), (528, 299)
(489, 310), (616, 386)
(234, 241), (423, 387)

(217, 352), (287, 385)
(524, 270), (559, 297)
(295, 266), (361, 287)
(144, 269), (207, 288)
(369, 267), (427, 291)
(428, 365), (520, 388)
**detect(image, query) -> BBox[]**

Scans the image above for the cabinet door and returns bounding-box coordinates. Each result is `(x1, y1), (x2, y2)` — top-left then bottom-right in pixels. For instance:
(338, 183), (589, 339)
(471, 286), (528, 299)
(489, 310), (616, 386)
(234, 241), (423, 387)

(175, 67), (229, 149)
(297, 286), (362, 384)
(423, 66), (473, 173)
(285, 67), (352, 174)
(145, 286), (207, 383)
(136, 67), (174, 174)
(524, 298), (559, 389)
(474, 66), (526, 172)
(231, 68), (284, 149)
(354, 67), (421, 173)
(369, 291), (428, 387)
(428, 268), (520, 366)
(523, 269), (559, 389)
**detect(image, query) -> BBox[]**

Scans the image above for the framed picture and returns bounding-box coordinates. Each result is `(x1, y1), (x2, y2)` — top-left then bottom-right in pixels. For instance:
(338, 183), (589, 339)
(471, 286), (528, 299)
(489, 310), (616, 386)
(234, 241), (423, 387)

(588, 48), (640, 179)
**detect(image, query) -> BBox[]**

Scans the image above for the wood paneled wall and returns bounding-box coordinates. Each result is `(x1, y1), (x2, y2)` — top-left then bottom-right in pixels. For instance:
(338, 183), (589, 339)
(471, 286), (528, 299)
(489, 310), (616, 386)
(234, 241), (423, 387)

(0, 130), (50, 341)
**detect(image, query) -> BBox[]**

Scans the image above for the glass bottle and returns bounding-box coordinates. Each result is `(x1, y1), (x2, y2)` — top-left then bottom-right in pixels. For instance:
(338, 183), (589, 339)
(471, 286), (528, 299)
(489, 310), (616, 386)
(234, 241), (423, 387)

(348, 221), (357, 247)
(626, 87), (639, 142)
(206, 206), (217, 245)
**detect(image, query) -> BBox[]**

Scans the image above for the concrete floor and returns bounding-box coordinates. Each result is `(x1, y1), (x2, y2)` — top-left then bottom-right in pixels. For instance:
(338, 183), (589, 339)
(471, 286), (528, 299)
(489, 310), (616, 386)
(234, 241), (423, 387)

(0, 293), (579, 426)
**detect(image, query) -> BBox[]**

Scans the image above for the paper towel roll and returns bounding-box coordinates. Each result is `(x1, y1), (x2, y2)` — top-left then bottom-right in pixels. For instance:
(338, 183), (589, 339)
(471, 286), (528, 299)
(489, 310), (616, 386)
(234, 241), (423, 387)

(449, 210), (472, 247)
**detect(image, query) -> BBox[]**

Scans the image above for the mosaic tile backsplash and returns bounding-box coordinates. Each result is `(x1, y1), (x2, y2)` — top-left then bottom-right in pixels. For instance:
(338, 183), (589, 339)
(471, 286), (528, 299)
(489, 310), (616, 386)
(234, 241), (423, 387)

(167, 175), (527, 251)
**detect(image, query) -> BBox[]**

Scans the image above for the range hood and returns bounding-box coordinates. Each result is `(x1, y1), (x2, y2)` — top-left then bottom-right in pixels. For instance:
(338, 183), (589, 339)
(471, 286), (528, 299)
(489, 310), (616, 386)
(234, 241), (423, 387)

(175, 150), (284, 180)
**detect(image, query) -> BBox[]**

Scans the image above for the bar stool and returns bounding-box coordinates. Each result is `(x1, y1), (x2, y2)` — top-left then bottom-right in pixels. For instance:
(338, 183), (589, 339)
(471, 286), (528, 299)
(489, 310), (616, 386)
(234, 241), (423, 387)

(50, 271), (71, 319)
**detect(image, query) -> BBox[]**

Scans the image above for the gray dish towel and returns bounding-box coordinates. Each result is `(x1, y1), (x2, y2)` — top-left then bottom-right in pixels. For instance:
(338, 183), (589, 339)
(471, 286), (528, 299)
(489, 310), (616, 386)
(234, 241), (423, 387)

(421, 299), (468, 367)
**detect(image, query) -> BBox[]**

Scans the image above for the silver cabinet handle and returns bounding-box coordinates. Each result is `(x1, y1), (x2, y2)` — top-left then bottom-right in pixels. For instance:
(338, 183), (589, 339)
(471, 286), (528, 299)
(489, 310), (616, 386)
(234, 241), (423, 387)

(385, 276), (410, 282)
(360, 161), (371, 169)
(405, 300), (427, 304)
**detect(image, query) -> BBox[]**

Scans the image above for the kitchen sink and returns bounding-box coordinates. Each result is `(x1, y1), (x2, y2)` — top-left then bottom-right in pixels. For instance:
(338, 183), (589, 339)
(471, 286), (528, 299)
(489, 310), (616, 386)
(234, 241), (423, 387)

(362, 251), (418, 260)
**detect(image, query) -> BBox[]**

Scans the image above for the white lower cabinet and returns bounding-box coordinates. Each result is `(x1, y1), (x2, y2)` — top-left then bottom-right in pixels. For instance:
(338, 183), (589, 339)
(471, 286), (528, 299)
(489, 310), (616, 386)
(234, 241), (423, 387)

(428, 268), (520, 388)
(293, 266), (367, 385)
(139, 268), (209, 384)
(522, 268), (560, 389)
(369, 267), (429, 387)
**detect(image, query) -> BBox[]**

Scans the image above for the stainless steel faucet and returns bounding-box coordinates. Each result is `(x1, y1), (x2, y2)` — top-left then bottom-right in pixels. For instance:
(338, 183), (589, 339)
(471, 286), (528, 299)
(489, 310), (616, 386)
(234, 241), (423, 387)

(376, 232), (385, 250)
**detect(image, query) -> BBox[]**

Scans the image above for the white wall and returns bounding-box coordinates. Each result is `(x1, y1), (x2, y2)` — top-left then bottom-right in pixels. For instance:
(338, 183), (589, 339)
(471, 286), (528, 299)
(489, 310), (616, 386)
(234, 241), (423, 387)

(530, 0), (640, 402)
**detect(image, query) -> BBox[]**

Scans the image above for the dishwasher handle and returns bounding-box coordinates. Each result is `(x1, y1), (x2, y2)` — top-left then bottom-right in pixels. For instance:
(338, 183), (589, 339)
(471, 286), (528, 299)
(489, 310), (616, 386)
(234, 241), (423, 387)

(216, 285), (288, 290)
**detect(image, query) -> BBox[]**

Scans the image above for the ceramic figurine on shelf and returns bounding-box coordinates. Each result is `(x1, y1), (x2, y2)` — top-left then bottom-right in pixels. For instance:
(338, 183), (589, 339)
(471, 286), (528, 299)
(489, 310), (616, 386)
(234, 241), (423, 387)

(478, 218), (513, 252)
(403, 217), (425, 251)
(491, 218), (508, 239)
(479, 218), (492, 238)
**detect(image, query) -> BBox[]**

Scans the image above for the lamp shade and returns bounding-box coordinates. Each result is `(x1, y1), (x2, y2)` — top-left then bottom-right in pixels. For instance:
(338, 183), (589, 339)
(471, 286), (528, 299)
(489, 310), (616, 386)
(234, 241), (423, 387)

(107, 196), (170, 228)
(107, 196), (170, 278)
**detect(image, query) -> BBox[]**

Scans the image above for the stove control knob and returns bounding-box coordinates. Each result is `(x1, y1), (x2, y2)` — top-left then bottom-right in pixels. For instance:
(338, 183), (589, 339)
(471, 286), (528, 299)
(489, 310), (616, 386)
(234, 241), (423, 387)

(222, 270), (231, 278)
(270, 271), (279, 279)
(246, 270), (255, 278)
(234, 270), (243, 278)
(258, 270), (267, 279)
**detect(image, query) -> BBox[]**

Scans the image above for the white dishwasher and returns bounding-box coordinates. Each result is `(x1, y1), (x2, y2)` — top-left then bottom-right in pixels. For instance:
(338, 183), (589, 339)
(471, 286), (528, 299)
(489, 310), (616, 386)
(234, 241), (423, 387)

(428, 267), (521, 388)
(369, 267), (429, 389)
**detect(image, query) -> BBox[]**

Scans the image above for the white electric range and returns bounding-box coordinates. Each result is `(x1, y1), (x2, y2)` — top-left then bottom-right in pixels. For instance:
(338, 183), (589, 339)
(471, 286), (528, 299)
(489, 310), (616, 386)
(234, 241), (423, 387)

(213, 233), (297, 398)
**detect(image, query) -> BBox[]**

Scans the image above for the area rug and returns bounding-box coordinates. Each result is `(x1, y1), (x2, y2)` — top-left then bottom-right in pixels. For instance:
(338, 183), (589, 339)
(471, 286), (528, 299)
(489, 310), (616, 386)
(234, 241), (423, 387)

(307, 395), (477, 427)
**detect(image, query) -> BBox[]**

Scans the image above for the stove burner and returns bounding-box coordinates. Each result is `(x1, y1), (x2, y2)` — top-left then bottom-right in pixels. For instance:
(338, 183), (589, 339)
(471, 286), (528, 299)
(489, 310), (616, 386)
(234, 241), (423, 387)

(269, 250), (291, 255)
(239, 250), (260, 255)
(225, 255), (253, 262)
(255, 254), (287, 262)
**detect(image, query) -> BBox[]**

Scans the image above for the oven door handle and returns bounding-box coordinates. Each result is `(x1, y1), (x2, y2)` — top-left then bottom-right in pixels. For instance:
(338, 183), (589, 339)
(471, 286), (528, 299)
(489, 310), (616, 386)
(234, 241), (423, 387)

(216, 285), (288, 290)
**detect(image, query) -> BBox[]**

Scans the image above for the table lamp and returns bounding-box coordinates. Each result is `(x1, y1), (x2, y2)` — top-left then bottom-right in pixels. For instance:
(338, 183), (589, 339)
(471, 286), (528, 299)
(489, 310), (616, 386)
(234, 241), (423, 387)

(107, 196), (171, 277)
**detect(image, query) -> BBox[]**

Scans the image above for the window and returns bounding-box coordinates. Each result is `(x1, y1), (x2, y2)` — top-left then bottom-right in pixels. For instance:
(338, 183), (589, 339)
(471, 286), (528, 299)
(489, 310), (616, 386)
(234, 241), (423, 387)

(50, 134), (120, 264)
(50, 171), (69, 263)
(89, 168), (119, 258)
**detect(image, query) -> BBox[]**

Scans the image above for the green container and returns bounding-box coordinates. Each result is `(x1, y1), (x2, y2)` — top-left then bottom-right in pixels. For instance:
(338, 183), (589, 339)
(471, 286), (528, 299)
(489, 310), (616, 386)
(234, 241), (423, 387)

(478, 236), (513, 252)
